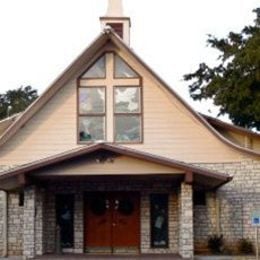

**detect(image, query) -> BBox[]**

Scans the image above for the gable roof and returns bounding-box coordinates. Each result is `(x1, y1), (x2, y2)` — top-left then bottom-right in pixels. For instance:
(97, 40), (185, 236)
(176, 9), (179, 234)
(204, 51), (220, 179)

(0, 28), (259, 158)
(0, 143), (231, 191)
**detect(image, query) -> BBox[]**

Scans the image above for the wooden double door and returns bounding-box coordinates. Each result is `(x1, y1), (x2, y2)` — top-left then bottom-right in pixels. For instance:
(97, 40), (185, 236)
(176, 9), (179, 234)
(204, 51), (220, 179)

(84, 192), (140, 253)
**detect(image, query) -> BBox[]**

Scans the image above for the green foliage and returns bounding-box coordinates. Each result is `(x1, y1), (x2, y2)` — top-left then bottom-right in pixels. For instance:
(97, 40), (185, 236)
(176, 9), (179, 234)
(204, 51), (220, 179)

(208, 234), (224, 254)
(0, 86), (38, 120)
(238, 238), (254, 254)
(184, 8), (260, 130)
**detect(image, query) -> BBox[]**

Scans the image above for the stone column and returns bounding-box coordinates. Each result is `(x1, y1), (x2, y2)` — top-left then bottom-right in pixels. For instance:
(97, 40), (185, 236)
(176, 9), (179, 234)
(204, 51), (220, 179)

(179, 183), (194, 259)
(23, 186), (36, 259)
(35, 188), (45, 256)
(74, 192), (84, 253)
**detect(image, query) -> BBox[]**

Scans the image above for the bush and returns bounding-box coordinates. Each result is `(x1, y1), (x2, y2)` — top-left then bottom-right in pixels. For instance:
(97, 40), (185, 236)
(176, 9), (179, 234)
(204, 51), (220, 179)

(208, 234), (224, 254)
(238, 238), (254, 254)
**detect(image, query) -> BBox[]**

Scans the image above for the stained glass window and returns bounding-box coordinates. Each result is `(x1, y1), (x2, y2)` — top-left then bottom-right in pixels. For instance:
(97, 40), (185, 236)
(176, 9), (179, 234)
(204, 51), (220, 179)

(150, 194), (169, 248)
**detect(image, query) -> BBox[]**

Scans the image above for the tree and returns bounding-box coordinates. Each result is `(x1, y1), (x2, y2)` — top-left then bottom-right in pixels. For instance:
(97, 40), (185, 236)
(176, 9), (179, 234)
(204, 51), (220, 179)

(184, 8), (260, 130)
(0, 86), (38, 120)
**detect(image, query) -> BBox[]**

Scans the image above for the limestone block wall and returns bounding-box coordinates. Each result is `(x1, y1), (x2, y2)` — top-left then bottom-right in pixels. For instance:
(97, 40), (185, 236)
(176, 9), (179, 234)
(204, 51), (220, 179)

(194, 157), (260, 249)
(194, 192), (217, 249)
(179, 183), (193, 259)
(7, 192), (23, 256)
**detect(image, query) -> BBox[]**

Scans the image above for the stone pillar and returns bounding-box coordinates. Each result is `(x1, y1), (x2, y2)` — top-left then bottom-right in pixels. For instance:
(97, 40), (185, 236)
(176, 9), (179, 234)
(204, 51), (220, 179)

(35, 188), (45, 256)
(74, 193), (84, 253)
(23, 186), (36, 259)
(179, 183), (194, 259)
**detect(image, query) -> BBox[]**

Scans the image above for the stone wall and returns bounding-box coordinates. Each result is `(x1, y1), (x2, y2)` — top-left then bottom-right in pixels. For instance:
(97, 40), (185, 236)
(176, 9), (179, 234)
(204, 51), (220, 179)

(179, 183), (194, 259)
(7, 192), (23, 256)
(194, 157), (260, 251)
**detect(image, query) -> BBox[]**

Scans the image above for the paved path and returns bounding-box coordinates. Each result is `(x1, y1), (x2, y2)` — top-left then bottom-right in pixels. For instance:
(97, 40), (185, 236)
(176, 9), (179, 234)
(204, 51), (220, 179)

(0, 255), (183, 260)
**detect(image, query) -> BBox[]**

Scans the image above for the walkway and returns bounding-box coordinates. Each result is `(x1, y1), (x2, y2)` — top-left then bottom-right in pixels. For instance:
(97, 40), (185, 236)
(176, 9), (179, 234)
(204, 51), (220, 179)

(35, 254), (183, 260)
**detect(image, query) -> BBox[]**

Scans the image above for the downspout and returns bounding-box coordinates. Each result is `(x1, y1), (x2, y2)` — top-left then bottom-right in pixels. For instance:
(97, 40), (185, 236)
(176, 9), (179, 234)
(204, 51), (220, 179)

(2, 191), (8, 257)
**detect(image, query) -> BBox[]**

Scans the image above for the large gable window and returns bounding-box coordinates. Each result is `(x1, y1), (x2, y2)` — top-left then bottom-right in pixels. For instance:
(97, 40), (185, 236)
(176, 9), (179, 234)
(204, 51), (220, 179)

(78, 53), (142, 143)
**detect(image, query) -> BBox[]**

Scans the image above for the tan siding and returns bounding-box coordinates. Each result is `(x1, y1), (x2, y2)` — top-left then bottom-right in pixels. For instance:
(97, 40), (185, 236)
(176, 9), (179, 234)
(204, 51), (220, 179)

(0, 43), (250, 168)
(217, 129), (246, 148)
(36, 155), (183, 176)
(252, 138), (260, 151)
(0, 79), (78, 165)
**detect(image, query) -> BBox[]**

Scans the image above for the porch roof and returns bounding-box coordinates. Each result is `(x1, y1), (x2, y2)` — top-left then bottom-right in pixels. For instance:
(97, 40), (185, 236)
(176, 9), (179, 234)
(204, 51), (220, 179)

(0, 143), (232, 191)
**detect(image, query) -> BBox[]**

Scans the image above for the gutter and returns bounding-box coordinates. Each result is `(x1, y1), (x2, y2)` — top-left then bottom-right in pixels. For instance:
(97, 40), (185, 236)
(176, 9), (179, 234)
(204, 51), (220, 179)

(2, 191), (7, 257)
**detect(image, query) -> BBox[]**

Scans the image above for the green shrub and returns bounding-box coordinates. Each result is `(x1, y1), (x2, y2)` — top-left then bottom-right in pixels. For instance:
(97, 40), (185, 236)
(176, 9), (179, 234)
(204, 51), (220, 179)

(238, 238), (253, 254)
(208, 234), (224, 254)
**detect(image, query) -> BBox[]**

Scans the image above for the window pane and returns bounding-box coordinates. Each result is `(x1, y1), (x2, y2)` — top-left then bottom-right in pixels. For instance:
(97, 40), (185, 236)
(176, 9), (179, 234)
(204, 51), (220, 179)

(115, 87), (140, 113)
(150, 194), (169, 248)
(79, 116), (105, 142)
(82, 55), (106, 78)
(115, 55), (138, 78)
(115, 115), (141, 142)
(79, 88), (105, 114)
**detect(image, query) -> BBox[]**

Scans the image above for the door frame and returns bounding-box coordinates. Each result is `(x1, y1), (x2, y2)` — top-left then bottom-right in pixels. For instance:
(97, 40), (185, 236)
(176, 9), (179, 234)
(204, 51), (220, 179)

(83, 191), (141, 254)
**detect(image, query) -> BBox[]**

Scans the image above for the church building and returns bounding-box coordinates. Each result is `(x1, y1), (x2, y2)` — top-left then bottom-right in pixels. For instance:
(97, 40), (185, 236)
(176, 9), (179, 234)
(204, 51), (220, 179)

(0, 0), (260, 259)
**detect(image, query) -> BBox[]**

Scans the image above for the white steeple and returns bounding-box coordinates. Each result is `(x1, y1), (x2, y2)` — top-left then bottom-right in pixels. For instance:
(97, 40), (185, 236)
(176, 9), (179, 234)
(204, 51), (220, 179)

(106, 0), (124, 17)
(100, 0), (131, 45)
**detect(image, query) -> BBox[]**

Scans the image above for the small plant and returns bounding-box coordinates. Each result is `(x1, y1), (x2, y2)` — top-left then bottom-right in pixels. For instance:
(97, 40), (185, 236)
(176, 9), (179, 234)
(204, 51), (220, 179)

(208, 234), (224, 254)
(238, 238), (253, 254)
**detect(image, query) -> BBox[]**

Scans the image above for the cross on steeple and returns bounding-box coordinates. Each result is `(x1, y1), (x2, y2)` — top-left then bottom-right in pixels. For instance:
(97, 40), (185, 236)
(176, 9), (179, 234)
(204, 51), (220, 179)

(100, 0), (131, 45)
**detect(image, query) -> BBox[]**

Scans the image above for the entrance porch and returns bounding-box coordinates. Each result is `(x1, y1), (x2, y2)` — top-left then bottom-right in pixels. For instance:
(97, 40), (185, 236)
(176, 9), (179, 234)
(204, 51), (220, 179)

(0, 144), (231, 259)
(23, 177), (193, 259)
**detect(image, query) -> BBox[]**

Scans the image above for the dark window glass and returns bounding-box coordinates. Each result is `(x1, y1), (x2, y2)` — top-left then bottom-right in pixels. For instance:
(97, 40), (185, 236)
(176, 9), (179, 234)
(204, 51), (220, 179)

(19, 192), (24, 207)
(193, 191), (206, 206)
(150, 194), (169, 248)
(56, 194), (74, 249)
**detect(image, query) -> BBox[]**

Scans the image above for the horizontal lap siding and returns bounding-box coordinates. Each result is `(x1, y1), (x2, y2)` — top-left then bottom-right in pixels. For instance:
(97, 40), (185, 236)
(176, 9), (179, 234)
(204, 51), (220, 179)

(0, 45), (245, 168)
(0, 79), (78, 165)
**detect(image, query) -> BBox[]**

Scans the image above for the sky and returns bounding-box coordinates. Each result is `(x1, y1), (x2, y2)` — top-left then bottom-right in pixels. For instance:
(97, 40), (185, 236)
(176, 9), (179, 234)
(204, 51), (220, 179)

(0, 0), (259, 120)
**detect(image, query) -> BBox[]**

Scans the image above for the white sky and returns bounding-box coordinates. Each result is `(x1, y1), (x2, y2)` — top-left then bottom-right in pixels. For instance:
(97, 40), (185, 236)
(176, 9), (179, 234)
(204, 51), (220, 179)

(0, 0), (259, 120)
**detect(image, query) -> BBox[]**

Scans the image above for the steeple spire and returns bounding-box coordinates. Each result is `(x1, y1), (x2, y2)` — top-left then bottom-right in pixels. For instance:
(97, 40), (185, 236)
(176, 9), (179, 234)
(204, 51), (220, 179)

(100, 0), (131, 45)
(106, 0), (124, 17)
